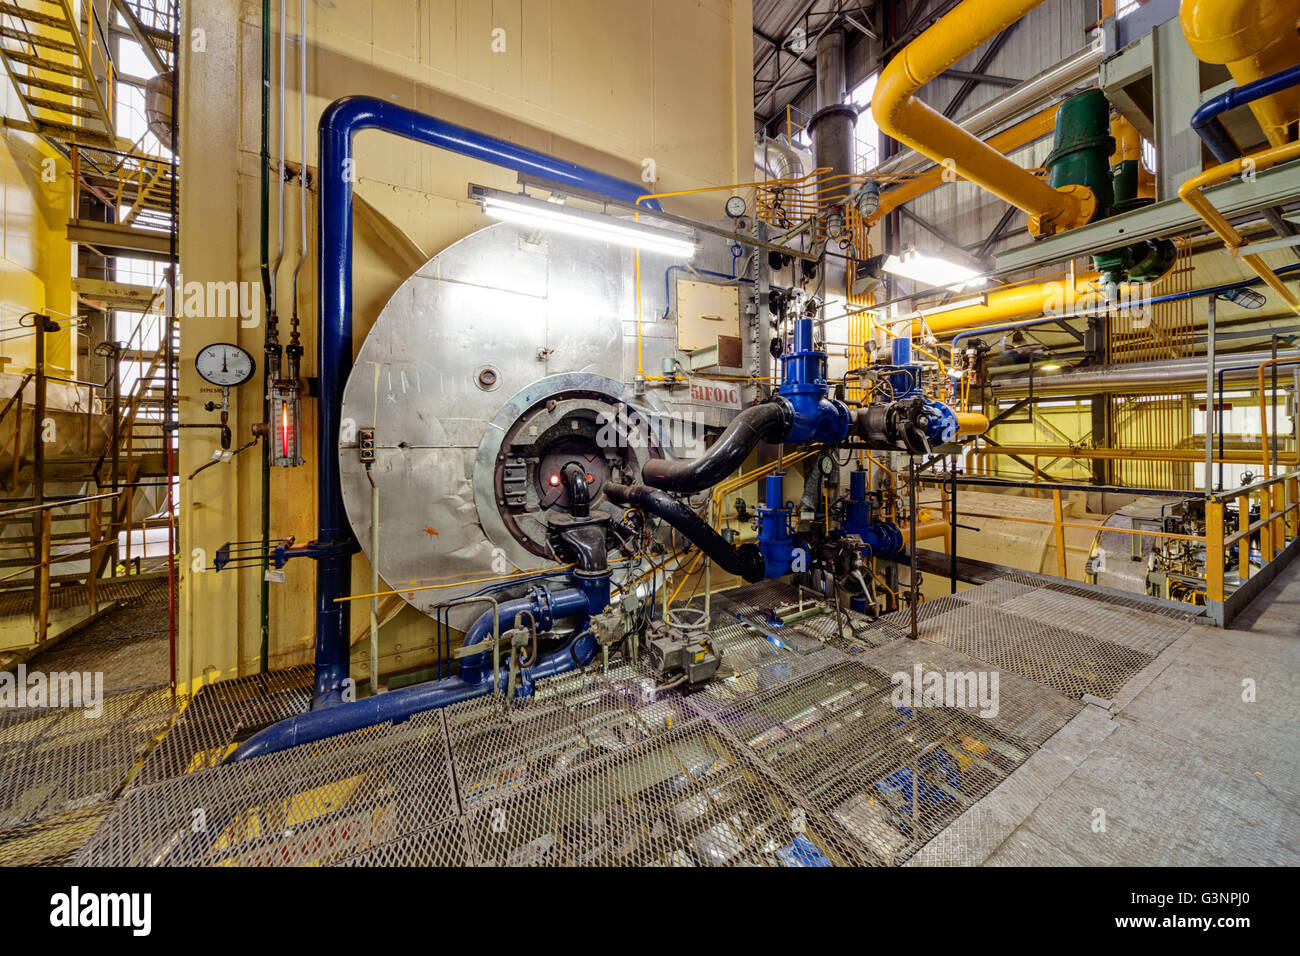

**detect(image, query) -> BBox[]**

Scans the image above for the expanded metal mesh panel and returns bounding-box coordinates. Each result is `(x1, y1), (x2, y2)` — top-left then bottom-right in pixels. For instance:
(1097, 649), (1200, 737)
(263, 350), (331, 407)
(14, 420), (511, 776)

(860, 638), (1084, 748)
(76, 710), (456, 866)
(711, 660), (1033, 865)
(918, 604), (1153, 700)
(954, 578), (1038, 607)
(998, 589), (1195, 657)
(445, 678), (661, 811)
(0, 683), (173, 831)
(996, 572), (1203, 622)
(455, 718), (869, 867)
(131, 667), (312, 785)
(0, 807), (110, 866)
(8, 575), (1216, 868)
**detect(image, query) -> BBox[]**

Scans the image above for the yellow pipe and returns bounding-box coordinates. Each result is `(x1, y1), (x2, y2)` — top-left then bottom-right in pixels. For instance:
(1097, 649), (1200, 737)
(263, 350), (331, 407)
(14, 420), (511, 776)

(955, 411), (989, 437)
(1180, 0), (1300, 148)
(1111, 113), (1155, 199)
(1178, 141), (1300, 315)
(914, 272), (1113, 334)
(1257, 358), (1300, 477)
(872, 0), (1095, 237)
(871, 105), (1060, 222)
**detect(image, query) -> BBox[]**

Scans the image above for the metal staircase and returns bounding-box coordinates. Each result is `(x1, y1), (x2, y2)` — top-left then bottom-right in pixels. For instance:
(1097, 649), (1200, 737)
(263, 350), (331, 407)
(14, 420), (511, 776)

(0, 1), (178, 644)
(0, 0), (118, 151)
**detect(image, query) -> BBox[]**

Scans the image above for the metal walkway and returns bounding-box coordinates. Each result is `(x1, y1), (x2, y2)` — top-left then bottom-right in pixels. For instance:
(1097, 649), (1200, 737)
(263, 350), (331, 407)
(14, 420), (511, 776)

(3, 568), (1293, 866)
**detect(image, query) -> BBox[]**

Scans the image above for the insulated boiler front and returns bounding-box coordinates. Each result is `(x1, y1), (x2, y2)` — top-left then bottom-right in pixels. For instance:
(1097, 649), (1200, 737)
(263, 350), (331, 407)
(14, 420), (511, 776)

(337, 222), (690, 621)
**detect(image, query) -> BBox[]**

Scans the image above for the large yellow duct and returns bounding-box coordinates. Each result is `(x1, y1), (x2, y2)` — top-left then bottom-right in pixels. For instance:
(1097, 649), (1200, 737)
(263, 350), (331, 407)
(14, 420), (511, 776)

(912, 273), (1119, 334)
(872, 0), (1096, 236)
(1180, 0), (1300, 147)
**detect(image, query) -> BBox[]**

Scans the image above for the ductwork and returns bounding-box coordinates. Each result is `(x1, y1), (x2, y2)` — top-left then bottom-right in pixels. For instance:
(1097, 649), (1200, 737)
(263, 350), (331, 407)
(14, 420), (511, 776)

(1181, 0), (1300, 148)
(872, 0), (1095, 237)
(754, 134), (812, 180)
(604, 482), (767, 583)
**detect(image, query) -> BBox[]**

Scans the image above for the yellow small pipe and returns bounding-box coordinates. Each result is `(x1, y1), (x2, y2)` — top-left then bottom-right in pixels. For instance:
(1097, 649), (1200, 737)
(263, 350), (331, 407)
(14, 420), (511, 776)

(1178, 141), (1300, 315)
(872, 0), (1094, 237)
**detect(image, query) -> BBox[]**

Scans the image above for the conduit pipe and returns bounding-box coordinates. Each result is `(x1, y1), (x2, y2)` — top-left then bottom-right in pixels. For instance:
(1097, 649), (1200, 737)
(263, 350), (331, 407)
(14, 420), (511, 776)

(1180, 0), (1300, 148)
(309, 96), (660, 709)
(872, 0), (1096, 236)
(992, 348), (1300, 397)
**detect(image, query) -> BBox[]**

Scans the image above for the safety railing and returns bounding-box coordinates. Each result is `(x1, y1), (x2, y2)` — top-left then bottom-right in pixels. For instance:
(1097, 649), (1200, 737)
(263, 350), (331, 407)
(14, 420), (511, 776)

(1205, 470), (1299, 624)
(0, 491), (122, 644)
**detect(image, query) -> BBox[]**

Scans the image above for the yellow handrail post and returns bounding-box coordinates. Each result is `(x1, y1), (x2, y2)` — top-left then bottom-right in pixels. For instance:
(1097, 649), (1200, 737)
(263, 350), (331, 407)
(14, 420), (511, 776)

(1206, 499), (1225, 603)
(1237, 493), (1250, 581)
(1273, 483), (1286, 552)
(1052, 489), (1067, 579)
(1288, 476), (1299, 538)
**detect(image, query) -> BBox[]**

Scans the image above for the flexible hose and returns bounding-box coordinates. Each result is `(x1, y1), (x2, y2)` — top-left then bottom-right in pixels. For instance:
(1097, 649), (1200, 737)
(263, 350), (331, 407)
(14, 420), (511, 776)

(640, 402), (790, 493)
(605, 482), (766, 583)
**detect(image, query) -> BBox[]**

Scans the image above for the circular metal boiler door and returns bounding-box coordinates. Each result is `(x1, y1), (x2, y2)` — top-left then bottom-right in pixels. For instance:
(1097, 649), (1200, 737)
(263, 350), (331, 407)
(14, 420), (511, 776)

(338, 221), (677, 621)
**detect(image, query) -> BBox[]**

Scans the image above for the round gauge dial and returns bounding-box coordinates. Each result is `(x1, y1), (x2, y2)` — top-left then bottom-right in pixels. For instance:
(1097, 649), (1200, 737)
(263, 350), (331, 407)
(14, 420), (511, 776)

(724, 195), (747, 219)
(195, 342), (256, 387)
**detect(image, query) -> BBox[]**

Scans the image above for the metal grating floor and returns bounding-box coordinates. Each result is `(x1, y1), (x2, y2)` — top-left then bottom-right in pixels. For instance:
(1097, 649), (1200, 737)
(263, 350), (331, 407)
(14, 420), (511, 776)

(5, 574), (1224, 866)
(0, 682), (174, 864)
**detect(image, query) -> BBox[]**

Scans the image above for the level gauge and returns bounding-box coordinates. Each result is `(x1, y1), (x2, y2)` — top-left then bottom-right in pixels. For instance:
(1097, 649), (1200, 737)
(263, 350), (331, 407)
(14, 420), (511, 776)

(195, 342), (256, 387)
(725, 195), (747, 219)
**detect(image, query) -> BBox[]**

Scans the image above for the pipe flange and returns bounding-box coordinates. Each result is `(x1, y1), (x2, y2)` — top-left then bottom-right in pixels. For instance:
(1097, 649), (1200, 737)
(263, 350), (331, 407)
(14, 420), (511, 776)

(1029, 183), (1097, 237)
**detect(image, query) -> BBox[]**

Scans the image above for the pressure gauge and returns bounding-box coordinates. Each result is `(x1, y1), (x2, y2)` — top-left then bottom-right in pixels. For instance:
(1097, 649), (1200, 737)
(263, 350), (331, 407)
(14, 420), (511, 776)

(818, 453), (835, 476)
(724, 195), (747, 219)
(195, 342), (256, 388)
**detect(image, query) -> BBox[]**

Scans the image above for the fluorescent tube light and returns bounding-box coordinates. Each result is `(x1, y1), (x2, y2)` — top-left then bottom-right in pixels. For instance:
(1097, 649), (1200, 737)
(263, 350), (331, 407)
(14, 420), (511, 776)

(470, 186), (696, 258)
(882, 248), (987, 291)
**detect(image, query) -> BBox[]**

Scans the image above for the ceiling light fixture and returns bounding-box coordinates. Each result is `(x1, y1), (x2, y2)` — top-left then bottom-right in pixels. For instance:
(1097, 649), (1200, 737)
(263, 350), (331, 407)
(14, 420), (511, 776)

(882, 247), (988, 292)
(469, 184), (696, 258)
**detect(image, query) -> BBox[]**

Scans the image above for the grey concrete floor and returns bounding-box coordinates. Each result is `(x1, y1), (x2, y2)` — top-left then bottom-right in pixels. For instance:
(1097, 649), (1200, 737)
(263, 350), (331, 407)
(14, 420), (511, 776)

(913, 561), (1300, 866)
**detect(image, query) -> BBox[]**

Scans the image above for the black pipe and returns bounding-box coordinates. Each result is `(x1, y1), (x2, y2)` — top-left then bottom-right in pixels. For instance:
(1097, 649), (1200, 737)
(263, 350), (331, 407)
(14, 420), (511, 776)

(640, 402), (790, 493)
(605, 482), (767, 583)
(561, 462), (591, 518)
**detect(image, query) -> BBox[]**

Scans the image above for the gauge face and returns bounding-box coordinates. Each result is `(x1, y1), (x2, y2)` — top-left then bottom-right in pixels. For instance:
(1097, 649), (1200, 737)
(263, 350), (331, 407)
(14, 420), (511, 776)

(819, 454), (834, 475)
(195, 342), (255, 387)
(725, 195), (747, 218)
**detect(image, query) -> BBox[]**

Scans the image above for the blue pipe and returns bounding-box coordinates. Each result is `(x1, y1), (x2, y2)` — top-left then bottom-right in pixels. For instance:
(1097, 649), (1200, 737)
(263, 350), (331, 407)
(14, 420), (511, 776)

(229, 582), (601, 763)
(949, 261), (1300, 354)
(312, 96), (661, 709)
(1191, 65), (1300, 166)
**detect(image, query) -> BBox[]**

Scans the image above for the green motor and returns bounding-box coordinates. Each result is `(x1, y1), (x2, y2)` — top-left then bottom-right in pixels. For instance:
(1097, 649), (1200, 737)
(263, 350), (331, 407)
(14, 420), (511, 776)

(1045, 88), (1115, 223)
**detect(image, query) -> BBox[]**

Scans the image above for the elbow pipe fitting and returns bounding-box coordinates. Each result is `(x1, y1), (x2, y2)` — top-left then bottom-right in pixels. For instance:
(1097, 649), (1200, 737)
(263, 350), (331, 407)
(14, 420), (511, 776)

(605, 482), (767, 583)
(560, 463), (591, 518)
(640, 401), (790, 493)
(871, 0), (1093, 236)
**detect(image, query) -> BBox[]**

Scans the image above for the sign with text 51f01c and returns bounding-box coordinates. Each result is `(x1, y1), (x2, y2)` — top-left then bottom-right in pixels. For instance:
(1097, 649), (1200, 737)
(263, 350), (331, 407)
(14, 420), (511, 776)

(686, 378), (741, 409)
